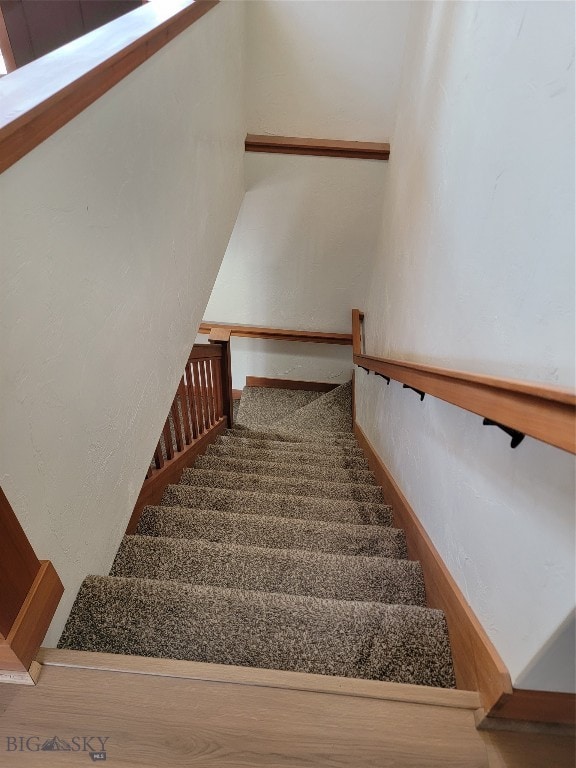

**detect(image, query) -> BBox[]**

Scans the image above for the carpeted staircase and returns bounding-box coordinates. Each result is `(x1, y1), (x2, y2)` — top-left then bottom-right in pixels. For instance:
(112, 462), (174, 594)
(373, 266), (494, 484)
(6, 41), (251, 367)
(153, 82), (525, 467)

(59, 382), (456, 688)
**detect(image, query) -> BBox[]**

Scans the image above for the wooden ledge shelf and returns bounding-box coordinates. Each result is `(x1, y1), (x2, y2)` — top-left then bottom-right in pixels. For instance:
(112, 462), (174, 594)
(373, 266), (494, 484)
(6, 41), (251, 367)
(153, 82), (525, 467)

(0, 0), (218, 175)
(245, 134), (390, 161)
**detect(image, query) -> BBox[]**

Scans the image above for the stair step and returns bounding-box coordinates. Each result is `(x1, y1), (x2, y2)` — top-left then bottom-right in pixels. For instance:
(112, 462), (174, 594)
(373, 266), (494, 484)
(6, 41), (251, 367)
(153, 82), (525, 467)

(194, 455), (377, 485)
(162, 485), (392, 526)
(227, 427), (356, 445)
(112, 536), (424, 604)
(216, 434), (365, 456)
(181, 468), (384, 503)
(58, 576), (456, 687)
(138, 506), (407, 558)
(206, 443), (369, 469)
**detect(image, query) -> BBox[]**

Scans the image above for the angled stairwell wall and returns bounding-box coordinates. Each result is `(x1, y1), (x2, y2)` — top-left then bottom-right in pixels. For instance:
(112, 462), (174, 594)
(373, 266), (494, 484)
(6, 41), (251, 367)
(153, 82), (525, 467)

(204, 0), (411, 387)
(355, 1), (575, 693)
(0, 1), (246, 645)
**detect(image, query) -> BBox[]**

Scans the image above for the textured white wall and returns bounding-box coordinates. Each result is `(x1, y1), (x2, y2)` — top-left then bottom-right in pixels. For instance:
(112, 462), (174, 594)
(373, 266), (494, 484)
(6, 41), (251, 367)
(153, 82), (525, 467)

(247, 0), (410, 141)
(206, 0), (411, 384)
(356, 0), (575, 691)
(0, 2), (246, 644)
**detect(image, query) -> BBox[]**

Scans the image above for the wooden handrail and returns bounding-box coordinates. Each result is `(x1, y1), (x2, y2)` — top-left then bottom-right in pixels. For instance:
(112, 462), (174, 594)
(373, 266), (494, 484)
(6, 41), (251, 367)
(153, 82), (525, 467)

(199, 321), (352, 346)
(353, 309), (576, 454)
(245, 134), (390, 161)
(0, 0), (218, 175)
(0, 487), (63, 684)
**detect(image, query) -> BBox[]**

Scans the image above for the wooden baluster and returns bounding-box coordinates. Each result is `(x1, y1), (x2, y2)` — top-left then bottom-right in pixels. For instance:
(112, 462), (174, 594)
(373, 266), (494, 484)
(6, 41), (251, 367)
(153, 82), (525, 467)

(170, 383), (185, 453)
(206, 358), (216, 426)
(186, 361), (199, 440)
(153, 443), (164, 470)
(213, 355), (223, 420)
(179, 377), (192, 446)
(192, 360), (205, 435)
(198, 359), (210, 432)
(162, 416), (174, 460)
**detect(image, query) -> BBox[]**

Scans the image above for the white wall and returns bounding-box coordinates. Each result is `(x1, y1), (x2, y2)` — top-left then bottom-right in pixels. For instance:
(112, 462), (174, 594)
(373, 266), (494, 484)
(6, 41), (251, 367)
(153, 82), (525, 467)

(246, 0), (410, 142)
(0, 1), (246, 644)
(356, 0), (575, 692)
(205, 0), (411, 385)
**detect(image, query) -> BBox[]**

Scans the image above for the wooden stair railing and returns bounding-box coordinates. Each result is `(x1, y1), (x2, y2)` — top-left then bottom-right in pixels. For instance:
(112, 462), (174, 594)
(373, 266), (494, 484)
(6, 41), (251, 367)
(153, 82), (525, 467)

(352, 309), (576, 454)
(0, 487), (63, 685)
(127, 334), (234, 533)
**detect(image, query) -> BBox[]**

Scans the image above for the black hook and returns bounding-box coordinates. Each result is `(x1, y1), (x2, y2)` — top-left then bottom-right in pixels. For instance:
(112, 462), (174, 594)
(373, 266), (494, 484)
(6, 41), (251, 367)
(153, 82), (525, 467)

(358, 366), (370, 374)
(482, 418), (525, 449)
(403, 384), (425, 401)
(375, 372), (390, 385)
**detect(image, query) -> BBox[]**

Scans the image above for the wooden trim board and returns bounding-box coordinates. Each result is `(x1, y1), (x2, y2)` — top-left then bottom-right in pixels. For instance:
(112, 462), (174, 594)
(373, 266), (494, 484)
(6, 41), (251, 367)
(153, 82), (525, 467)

(0, 561), (63, 676)
(245, 377), (339, 393)
(0, 0), (218, 174)
(199, 321), (352, 346)
(354, 422), (512, 712)
(38, 648), (481, 710)
(245, 134), (390, 161)
(126, 419), (226, 534)
(486, 689), (576, 727)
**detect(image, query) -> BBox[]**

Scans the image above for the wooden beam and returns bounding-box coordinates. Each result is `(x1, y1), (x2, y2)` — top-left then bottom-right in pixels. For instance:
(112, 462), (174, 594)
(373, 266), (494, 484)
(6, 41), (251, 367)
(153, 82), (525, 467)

(0, 0), (218, 174)
(199, 321), (352, 346)
(245, 134), (390, 161)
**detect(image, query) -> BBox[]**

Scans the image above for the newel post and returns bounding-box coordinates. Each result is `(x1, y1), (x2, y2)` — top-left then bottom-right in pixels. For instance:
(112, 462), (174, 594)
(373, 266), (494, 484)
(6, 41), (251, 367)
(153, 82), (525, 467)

(0, 487), (63, 685)
(209, 327), (233, 427)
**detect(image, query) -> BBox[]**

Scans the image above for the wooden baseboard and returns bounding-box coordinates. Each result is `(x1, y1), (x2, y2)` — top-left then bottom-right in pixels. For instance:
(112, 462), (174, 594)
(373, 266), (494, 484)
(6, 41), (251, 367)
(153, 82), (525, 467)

(245, 377), (339, 392)
(485, 689), (576, 727)
(355, 422), (576, 726)
(0, 561), (63, 677)
(126, 419), (227, 534)
(354, 423), (512, 711)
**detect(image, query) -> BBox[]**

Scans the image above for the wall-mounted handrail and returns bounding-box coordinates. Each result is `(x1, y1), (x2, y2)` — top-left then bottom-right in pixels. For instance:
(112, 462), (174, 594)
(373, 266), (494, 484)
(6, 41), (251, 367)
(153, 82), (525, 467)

(199, 321), (352, 346)
(0, 0), (218, 175)
(127, 333), (233, 533)
(352, 309), (576, 454)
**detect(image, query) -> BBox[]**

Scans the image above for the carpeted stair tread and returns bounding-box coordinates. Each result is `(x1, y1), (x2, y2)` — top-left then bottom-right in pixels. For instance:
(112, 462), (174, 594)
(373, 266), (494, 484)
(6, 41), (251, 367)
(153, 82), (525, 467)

(58, 575), (456, 687)
(181, 468), (384, 503)
(206, 443), (369, 469)
(216, 434), (365, 456)
(236, 387), (323, 429)
(111, 535), (424, 605)
(137, 506), (408, 557)
(268, 382), (353, 435)
(162, 484), (393, 526)
(227, 427), (355, 444)
(194, 454), (377, 485)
